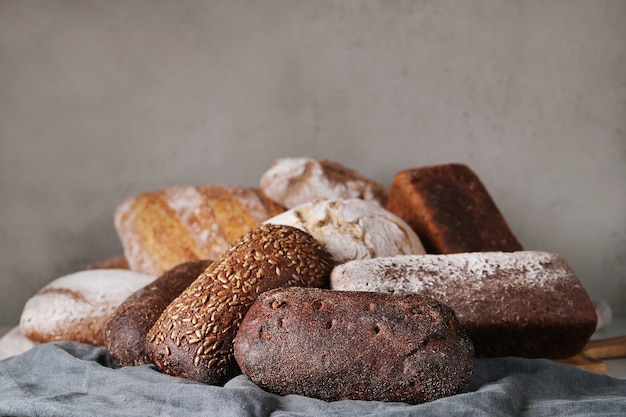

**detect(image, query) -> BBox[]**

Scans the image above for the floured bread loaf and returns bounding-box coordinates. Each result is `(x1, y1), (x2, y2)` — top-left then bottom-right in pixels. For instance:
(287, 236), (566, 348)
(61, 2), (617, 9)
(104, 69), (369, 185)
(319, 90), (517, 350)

(331, 252), (598, 359)
(0, 326), (36, 360)
(260, 157), (387, 208)
(114, 185), (285, 276)
(146, 224), (334, 385)
(264, 198), (425, 264)
(234, 287), (474, 404)
(104, 260), (212, 367)
(20, 269), (156, 346)
(386, 164), (523, 253)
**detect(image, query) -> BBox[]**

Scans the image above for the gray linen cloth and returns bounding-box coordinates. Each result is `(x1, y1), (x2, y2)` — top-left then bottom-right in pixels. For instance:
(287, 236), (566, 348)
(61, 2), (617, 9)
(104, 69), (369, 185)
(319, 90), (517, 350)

(1, 342), (625, 416)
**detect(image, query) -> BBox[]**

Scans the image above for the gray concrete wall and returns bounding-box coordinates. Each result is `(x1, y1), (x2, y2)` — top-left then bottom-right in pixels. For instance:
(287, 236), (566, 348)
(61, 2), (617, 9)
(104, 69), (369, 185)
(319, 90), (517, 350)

(1, 0), (625, 326)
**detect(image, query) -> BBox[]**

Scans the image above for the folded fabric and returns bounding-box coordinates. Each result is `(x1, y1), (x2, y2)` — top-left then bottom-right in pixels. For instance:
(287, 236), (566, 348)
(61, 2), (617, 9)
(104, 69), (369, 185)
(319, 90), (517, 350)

(0, 342), (625, 417)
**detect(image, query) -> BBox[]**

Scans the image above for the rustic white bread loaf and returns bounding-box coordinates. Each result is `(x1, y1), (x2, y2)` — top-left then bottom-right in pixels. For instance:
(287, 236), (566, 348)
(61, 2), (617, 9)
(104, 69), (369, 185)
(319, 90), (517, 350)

(260, 157), (387, 208)
(0, 326), (36, 360)
(264, 198), (425, 264)
(20, 269), (156, 346)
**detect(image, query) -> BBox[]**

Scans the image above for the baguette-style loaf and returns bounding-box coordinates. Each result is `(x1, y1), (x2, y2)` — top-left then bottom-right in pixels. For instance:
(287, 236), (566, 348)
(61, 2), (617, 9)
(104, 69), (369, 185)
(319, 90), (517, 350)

(330, 252), (598, 358)
(114, 185), (285, 276)
(264, 198), (425, 264)
(234, 287), (474, 404)
(20, 269), (156, 346)
(146, 224), (334, 385)
(260, 157), (387, 208)
(104, 260), (212, 366)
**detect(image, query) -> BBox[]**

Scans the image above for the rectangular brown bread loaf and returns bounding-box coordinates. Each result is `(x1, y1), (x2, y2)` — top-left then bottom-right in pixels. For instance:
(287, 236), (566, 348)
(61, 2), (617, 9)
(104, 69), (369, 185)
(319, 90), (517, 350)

(386, 164), (523, 253)
(330, 251), (598, 359)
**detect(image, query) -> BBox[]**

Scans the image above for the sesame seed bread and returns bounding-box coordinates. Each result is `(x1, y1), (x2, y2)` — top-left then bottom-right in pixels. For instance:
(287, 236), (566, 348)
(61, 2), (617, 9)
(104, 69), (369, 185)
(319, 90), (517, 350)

(104, 260), (212, 367)
(233, 287), (474, 404)
(145, 224), (334, 385)
(114, 185), (285, 276)
(20, 269), (156, 346)
(260, 157), (387, 208)
(386, 164), (523, 253)
(330, 251), (598, 359)
(264, 198), (425, 264)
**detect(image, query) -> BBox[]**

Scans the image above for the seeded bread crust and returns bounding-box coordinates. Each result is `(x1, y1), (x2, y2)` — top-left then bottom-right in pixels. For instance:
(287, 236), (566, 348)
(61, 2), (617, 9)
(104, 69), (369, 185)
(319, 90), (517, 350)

(104, 260), (212, 367)
(233, 287), (474, 404)
(386, 164), (523, 253)
(145, 224), (334, 385)
(114, 185), (285, 276)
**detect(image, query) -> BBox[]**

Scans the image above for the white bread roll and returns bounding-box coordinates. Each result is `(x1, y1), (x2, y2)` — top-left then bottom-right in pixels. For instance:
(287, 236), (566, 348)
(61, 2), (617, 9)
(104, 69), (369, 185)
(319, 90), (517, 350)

(264, 198), (425, 264)
(260, 157), (387, 208)
(20, 269), (156, 346)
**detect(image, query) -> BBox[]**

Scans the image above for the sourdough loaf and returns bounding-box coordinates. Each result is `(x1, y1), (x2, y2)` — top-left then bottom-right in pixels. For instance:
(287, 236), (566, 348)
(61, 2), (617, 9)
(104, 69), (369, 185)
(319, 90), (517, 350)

(114, 185), (285, 276)
(0, 326), (36, 361)
(146, 224), (334, 385)
(260, 157), (387, 208)
(104, 260), (212, 366)
(20, 269), (156, 346)
(264, 198), (425, 264)
(234, 287), (474, 404)
(330, 252), (598, 358)
(386, 164), (523, 253)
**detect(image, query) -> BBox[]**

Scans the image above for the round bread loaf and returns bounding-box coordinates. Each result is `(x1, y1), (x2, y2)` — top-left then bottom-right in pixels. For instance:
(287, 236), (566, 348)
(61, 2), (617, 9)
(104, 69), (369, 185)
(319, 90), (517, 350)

(145, 224), (334, 385)
(260, 157), (387, 208)
(233, 287), (474, 404)
(20, 269), (156, 346)
(264, 198), (425, 264)
(114, 185), (285, 276)
(104, 260), (212, 367)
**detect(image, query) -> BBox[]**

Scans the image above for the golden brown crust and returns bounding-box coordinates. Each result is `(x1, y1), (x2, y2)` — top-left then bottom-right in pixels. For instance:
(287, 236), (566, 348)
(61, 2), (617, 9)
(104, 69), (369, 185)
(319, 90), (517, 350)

(114, 186), (285, 276)
(104, 260), (212, 367)
(386, 164), (522, 253)
(88, 255), (129, 270)
(234, 287), (474, 404)
(145, 224), (334, 385)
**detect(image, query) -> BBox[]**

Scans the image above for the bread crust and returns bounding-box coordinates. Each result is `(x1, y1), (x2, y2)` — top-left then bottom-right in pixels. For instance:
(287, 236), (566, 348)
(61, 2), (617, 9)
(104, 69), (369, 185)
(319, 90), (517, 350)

(146, 224), (334, 385)
(234, 287), (474, 404)
(104, 260), (212, 366)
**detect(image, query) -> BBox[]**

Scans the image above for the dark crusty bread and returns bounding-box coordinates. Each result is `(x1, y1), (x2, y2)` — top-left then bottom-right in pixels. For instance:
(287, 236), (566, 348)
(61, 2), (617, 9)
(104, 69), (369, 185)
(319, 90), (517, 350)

(330, 252), (598, 359)
(386, 164), (523, 253)
(145, 224), (334, 385)
(104, 260), (212, 367)
(234, 287), (474, 404)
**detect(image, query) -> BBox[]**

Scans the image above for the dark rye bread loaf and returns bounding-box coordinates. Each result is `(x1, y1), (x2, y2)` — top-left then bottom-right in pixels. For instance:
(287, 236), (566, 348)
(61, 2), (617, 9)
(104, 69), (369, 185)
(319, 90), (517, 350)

(146, 224), (334, 385)
(233, 287), (474, 404)
(330, 252), (598, 359)
(104, 260), (212, 367)
(386, 164), (523, 254)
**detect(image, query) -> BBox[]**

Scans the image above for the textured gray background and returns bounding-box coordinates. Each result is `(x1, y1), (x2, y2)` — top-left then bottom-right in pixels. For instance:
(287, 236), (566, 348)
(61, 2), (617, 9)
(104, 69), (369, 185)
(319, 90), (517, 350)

(1, 0), (625, 327)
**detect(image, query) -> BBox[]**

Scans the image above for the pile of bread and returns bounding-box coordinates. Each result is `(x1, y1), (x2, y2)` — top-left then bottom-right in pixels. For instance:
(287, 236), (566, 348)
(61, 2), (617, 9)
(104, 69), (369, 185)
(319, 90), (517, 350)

(0, 158), (598, 405)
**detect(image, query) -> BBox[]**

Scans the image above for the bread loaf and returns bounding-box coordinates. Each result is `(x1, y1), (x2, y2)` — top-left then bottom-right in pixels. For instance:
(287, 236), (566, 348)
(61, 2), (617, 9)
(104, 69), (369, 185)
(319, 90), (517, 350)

(330, 252), (598, 358)
(114, 185), (285, 276)
(88, 254), (129, 270)
(264, 198), (425, 264)
(0, 326), (36, 361)
(386, 164), (523, 253)
(104, 260), (212, 366)
(233, 287), (474, 404)
(20, 269), (156, 346)
(146, 224), (334, 385)
(260, 157), (387, 208)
